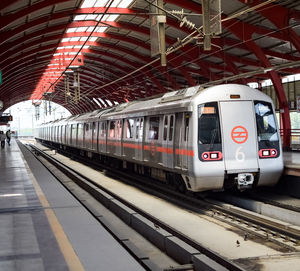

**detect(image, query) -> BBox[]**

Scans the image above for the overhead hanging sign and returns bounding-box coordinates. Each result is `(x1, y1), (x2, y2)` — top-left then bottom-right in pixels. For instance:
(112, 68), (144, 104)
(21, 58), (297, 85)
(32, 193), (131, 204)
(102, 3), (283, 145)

(0, 70), (2, 85)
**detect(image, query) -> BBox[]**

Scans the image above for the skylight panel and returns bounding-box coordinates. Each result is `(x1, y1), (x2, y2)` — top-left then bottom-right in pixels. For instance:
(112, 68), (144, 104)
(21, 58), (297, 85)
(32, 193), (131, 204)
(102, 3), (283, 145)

(110, 0), (121, 8)
(89, 37), (98, 42)
(87, 26), (95, 32)
(81, 0), (96, 8)
(80, 37), (88, 41)
(98, 98), (107, 107)
(93, 98), (102, 107)
(61, 38), (71, 42)
(70, 37), (80, 42)
(107, 15), (119, 21)
(118, 0), (134, 8)
(94, 0), (108, 7)
(86, 14), (97, 20)
(76, 27), (88, 32)
(102, 15), (109, 21)
(67, 28), (77, 33)
(106, 100), (113, 106)
(95, 27), (107, 32)
(74, 15), (87, 21)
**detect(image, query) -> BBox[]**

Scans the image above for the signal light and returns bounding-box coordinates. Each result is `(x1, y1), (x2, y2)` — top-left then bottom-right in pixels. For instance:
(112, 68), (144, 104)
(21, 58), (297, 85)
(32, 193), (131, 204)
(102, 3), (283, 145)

(230, 94), (240, 99)
(259, 149), (277, 158)
(202, 151), (223, 161)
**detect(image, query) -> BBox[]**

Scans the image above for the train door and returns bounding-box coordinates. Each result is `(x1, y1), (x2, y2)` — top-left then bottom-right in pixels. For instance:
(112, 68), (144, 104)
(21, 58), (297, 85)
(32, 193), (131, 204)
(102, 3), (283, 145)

(115, 120), (122, 156)
(162, 114), (175, 168)
(92, 122), (97, 152)
(181, 113), (190, 170)
(98, 121), (107, 153)
(219, 101), (259, 173)
(135, 118), (143, 161)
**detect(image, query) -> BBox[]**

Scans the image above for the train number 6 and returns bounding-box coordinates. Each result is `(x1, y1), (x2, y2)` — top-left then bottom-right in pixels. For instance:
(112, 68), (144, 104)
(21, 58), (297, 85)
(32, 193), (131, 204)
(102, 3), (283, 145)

(235, 146), (245, 162)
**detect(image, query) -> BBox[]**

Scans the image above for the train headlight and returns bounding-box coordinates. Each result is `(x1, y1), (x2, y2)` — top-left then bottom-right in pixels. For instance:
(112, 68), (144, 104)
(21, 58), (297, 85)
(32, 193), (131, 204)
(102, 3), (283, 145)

(201, 151), (222, 161)
(259, 149), (277, 158)
(210, 153), (217, 159)
(262, 150), (269, 156)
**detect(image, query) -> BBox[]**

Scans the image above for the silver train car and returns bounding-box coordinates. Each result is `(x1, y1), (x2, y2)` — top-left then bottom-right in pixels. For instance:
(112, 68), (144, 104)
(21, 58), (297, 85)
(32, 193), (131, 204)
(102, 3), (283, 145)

(36, 84), (283, 192)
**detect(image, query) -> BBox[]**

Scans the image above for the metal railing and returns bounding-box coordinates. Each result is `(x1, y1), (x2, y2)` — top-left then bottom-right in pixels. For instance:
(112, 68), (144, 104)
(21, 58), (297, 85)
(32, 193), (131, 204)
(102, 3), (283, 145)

(280, 129), (300, 149)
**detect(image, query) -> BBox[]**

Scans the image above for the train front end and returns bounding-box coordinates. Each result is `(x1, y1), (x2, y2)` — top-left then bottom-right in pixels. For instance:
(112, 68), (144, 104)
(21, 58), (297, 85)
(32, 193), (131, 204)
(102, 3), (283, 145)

(191, 84), (283, 192)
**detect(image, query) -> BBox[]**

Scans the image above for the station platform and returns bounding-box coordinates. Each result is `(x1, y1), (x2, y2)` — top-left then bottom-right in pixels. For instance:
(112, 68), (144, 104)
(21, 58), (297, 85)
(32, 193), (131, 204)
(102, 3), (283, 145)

(280, 151), (300, 198)
(0, 139), (144, 271)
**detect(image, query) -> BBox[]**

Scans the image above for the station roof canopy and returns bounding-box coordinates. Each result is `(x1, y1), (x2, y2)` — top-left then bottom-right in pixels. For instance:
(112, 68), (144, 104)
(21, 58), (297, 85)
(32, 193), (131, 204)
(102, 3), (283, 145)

(0, 0), (300, 114)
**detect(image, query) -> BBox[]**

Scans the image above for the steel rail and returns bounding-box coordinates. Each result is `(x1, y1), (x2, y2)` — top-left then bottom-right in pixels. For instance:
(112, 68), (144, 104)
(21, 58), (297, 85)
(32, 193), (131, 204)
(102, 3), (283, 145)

(27, 142), (246, 271)
(32, 141), (300, 250)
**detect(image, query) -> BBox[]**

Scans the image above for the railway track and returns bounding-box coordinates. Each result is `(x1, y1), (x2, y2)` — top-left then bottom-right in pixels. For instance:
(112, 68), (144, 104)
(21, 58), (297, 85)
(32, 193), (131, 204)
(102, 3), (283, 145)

(26, 142), (300, 269)
(25, 142), (246, 271)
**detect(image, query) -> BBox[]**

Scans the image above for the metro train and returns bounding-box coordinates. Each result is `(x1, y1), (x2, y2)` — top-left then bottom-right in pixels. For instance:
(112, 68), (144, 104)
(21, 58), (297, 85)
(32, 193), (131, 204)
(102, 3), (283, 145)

(35, 84), (283, 192)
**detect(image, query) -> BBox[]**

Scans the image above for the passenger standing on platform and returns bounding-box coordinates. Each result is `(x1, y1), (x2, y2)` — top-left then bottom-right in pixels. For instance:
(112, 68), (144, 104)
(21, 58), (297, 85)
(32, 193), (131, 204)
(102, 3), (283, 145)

(6, 129), (11, 145)
(0, 131), (6, 148)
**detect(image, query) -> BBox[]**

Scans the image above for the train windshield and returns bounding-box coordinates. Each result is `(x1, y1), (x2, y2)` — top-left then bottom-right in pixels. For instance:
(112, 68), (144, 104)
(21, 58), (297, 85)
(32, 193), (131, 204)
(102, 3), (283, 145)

(254, 101), (278, 142)
(198, 102), (221, 145)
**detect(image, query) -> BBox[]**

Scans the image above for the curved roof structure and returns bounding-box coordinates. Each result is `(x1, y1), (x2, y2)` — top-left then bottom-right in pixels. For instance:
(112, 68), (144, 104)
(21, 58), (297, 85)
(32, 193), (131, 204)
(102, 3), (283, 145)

(0, 0), (299, 121)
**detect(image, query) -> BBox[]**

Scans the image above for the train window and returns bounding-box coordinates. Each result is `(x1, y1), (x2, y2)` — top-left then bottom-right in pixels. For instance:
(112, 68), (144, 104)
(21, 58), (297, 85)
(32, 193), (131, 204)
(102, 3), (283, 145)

(78, 123), (84, 139)
(169, 115), (174, 141)
(85, 123), (89, 131)
(125, 119), (135, 139)
(184, 114), (190, 141)
(163, 117), (168, 141)
(99, 122), (106, 137)
(148, 116), (160, 140)
(254, 101), (278, 141)
(116, 120), (122, 139)
(71, 124), (77, 142)
(198, 102), (221, 145)
(139, 118), (144, 140)
(109, 121), (115, 138)
(136, 119), (140, 139)
(92, 122), (96, 138)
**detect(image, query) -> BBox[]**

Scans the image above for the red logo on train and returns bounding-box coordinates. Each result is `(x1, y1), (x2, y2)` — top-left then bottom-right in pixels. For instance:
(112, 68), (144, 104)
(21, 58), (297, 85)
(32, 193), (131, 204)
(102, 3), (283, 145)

(231, 126), (248, 144)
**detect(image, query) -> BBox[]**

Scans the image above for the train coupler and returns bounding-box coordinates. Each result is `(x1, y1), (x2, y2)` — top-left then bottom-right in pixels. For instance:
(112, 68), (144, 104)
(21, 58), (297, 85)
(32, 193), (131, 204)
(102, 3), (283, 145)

(236, 173), (254, 191)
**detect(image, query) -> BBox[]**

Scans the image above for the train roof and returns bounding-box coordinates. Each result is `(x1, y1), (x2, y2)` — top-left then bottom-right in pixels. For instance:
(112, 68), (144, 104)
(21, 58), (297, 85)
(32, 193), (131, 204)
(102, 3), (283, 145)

(38, 84), (273, 126)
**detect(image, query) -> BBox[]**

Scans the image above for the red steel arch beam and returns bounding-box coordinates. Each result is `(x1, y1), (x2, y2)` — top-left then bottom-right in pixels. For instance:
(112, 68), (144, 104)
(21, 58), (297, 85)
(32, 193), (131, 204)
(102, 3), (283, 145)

(168, 0), (291, 148)
(0, 6), (139, 31)
(0, 0), (72, 31)
(86, 46), (181, 90)
(84, 50), (167, 95)
(224, 20), (291, 147)
(240, 0), (300, 53)
(0, 15), (264, 89)
(1, 33), (167, 96)
(0, 10), (72, 45)
(2, 3), (296, 90)
(0, 14), (251, 87)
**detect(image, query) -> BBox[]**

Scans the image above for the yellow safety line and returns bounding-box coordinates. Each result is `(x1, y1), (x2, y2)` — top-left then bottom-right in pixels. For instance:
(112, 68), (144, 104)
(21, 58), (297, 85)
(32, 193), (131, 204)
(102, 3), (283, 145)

(21, 152), (85, 271)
